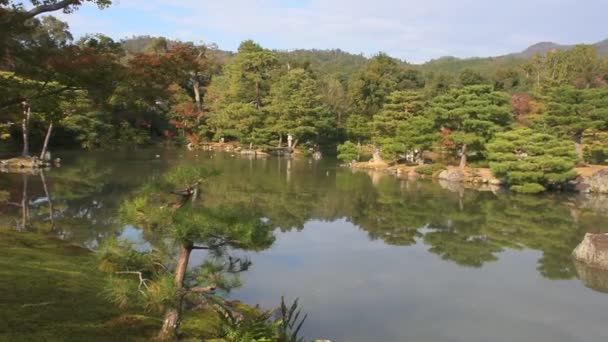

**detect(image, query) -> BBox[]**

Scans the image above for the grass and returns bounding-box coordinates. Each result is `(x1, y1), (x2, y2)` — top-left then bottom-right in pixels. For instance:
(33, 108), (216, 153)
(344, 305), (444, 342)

(0, 229), (221, 341)
(0, 229), (158, 341)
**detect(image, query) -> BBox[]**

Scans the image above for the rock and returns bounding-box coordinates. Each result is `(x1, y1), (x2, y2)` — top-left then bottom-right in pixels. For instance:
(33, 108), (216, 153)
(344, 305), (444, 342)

(488, 178), (503, 186)
(576, 170), (608, 194)
(0, 156), (50, 169)
(438, 169), (466, 183)
(574, 261), (608, 294)
(573, 233), (608, 270)
(575, 169), (608, 194)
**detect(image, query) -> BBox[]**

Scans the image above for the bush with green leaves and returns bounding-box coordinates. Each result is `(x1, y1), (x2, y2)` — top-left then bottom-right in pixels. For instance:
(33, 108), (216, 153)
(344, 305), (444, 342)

(487, 128), (578, 193)
(337, 141), (359, 163)
(415, 163), (445, 176)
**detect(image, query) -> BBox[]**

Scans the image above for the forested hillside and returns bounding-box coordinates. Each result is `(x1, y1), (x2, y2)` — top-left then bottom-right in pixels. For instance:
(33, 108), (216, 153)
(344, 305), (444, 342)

(2, 1), (608, 193)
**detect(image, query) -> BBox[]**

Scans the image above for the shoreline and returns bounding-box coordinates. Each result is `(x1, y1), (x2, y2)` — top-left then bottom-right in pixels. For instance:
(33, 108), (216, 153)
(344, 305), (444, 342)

(350, 161), (608, 195)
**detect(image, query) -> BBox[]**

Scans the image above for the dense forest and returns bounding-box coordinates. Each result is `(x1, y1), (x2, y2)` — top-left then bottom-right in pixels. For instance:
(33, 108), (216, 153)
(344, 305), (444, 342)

(2, 0), (608, 194)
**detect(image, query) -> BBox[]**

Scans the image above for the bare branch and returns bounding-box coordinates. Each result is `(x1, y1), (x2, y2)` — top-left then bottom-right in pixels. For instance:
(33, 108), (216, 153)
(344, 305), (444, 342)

(115, 271), (150, 294)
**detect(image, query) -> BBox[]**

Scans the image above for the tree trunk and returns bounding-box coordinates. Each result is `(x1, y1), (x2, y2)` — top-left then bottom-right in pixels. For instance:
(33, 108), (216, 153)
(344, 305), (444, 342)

(40, 121), (53, 161)
(158, 243), (192, 340)
(459, 144), (467, 169)
(254, 81), (261, 109)
(417, 150), (425, 166)
(278, 134), (282, 148)
(22, 105), (31, 157)
(573, 132), (584, 162)
(291, 138), (299, 152)
(193, 80), (201, 112)
(158, 309), (180, 341)
(372, 147), (383, 163)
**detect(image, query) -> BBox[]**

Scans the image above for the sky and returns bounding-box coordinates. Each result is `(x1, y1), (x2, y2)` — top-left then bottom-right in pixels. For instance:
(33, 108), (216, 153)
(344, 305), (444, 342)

(55, 0), (608, 63)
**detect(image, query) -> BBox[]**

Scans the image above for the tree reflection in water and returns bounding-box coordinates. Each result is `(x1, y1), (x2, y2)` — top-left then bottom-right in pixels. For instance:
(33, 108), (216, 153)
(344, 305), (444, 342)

(1, 151), (608, 283)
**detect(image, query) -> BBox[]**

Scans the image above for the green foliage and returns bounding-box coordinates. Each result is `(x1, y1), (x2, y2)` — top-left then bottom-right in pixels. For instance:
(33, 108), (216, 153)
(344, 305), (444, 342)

(541, 86), (608, 160)
(396, 116), (439, 158)
(99, 165), (276, 338)
(215, 296), (307, 342)
(583, 130), (608, 164)
(432, 85), (512, 166)
(487, 128), (578, 193)
(345, 114), (371, 143)
(348, 53), (418, 115)
(337, 141), (359, 163)
(415, 163), (445, 176)
(267, 68), (333, 146)
(523, 45), (606, 89)
(459, 68), (485, 86)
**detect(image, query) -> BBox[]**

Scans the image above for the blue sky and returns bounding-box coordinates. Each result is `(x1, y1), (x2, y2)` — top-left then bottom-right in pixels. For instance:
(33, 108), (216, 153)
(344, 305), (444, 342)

(56, 0), (608, 63)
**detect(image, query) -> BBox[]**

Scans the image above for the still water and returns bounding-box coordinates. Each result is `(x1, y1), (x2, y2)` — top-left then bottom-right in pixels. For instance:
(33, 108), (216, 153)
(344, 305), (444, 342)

(1, 149), (608, 342)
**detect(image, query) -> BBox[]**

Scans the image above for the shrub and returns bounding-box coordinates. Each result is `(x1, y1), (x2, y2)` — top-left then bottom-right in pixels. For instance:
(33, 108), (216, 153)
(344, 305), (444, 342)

(415, 163), (445, 176)
(337, 141), (359, 163)
(487, 128), (578, 193)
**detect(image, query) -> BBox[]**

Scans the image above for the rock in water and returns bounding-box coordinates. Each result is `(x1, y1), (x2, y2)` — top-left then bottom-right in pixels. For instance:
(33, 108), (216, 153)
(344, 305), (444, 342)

(573, 233), (608, 270)
(438, 169), (466, 183)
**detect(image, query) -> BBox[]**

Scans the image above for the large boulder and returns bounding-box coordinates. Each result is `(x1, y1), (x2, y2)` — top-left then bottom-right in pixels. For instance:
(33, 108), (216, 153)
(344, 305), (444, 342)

(438, 168), (466, 183)
(573, 233), (608, 270)
(576, 169), (608, 194)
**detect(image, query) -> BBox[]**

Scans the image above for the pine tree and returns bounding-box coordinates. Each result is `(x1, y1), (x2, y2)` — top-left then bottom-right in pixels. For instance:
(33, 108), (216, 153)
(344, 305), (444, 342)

(541, 86), (608, 161)
(396, 116), (439, 164)
(431, 85), (512, 168)
(371, 90), (428, 161)
(266, 68), (332, 150)
(97, 166), (275, 340)
(487, 128), (578, 193)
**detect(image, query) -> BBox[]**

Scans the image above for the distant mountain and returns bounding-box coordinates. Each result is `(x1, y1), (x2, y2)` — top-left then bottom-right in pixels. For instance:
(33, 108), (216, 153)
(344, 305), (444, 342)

(418, 37), (608, 77)
(118, 35), (607, 80)
(509, 38), (608, 59)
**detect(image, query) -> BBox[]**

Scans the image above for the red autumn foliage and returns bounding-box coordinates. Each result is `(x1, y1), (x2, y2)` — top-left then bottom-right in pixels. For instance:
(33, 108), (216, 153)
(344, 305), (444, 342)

(511, 93), (532, 122)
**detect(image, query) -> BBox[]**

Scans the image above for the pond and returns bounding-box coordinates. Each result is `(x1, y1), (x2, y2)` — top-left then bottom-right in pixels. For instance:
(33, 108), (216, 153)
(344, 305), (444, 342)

(1, 149), (608, 342)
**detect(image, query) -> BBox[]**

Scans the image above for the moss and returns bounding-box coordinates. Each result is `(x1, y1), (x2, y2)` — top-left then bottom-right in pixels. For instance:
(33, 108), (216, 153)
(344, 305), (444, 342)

(0, 229), (159, 342)
(0, 229), (225, 341)
(180, 308), (222, 340)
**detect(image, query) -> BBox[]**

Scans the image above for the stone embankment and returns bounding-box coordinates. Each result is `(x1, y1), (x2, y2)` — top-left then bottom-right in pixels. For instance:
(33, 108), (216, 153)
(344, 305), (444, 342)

(351, 161), (608, 194)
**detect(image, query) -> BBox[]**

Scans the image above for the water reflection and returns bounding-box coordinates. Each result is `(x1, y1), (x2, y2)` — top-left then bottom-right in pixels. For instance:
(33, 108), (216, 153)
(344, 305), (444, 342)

(2, 151), (608, 341)
(1, 151), (608, 279)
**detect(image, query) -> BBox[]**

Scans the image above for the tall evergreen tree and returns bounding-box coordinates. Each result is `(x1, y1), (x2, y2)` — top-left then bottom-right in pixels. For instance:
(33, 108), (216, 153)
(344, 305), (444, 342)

(431, 85), (512, 168)
(541, 85), (608, 161)
(266, 68), (332, 149)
